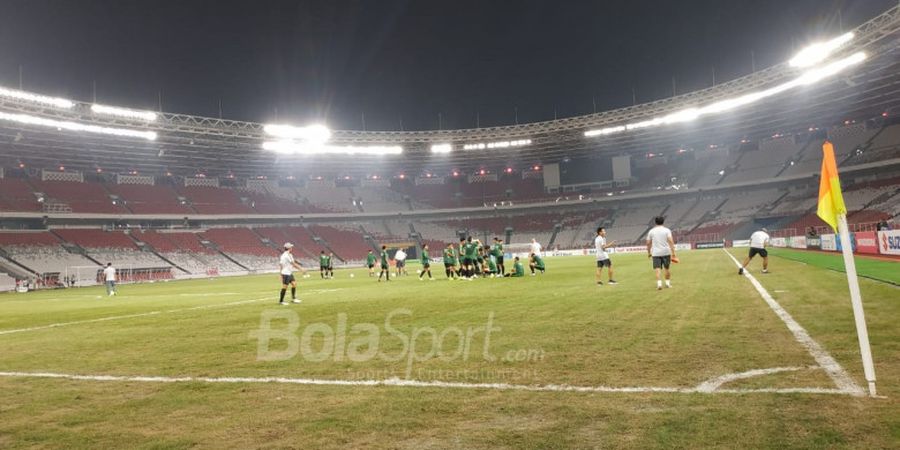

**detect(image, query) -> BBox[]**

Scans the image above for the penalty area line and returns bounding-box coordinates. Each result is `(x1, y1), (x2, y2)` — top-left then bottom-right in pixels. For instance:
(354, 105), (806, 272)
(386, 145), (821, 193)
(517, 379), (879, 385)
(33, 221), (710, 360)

(0, 296), (272, 336)
(722, 249), (865, 396)
(0, 370), (855, 396)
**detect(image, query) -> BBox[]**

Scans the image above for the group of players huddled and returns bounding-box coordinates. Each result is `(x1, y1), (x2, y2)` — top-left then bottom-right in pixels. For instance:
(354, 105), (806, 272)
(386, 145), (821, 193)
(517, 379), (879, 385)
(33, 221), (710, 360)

(364, 236), (546, 282)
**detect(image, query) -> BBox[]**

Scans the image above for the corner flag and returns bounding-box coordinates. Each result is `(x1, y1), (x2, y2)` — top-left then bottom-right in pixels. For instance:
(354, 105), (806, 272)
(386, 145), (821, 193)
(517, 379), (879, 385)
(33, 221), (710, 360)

(816, 141), (846, 231)
(816, 140), (877, 397)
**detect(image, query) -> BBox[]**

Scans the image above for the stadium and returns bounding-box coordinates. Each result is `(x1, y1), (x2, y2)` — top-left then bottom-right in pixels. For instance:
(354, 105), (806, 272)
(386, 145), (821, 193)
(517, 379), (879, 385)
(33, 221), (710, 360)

(0, 1), (898, 448)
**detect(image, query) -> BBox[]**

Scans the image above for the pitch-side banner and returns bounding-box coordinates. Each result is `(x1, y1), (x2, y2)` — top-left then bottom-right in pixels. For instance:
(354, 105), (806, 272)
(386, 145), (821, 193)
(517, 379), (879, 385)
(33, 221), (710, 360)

(807, 237), (822, 250)
(790, 236), (807, 249)
(855, 231), (879, 255)
(770, 237), (787, 248)
(732, 239), (751, 248)
(877, 230), (900, 256)
(821, 234), (837, 251)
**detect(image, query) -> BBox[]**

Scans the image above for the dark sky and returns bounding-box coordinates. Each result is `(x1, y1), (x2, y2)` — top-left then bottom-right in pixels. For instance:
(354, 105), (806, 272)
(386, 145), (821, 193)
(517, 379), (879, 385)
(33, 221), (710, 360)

(0, 0), (894, 131)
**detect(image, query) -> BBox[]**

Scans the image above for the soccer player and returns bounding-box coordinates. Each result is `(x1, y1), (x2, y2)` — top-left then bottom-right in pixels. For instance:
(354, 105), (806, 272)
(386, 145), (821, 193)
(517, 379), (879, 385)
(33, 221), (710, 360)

(419, 244), (434, 281)
(646, 216), (676, 290)
(739, 227), (770, 275)
(485, 246), (498, 277)
(278, 243), (304, 305)
(394, 248), (407, 277)
(474, 240), (485, 275)
(529, 253), (545, 275)
(443, 243), (458, 280)
(492, 237), (505, 275)
(594, 226), (617, 285)
(319, 251), (328, 279)
(530, 238), (542, 257)
(463, 237), (478, 279)
(504, 256), (525, 277)
(366, 250), (377, 277)
(377, 245), (391, 282)
(102, 262), (117, 296)
(326, 252), (335, 278)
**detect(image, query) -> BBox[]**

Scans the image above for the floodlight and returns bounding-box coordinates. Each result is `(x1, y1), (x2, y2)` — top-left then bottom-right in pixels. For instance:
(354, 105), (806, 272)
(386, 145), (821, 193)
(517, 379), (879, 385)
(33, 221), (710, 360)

(789, 32), (854, 68)
(262, 141), (402, 155)
(263, 124), (331, 143)
(0, 86), (74, 108)
(431, 143), (453, 153)
(0, 111), (157, 140)
(91, 104), (157, 121)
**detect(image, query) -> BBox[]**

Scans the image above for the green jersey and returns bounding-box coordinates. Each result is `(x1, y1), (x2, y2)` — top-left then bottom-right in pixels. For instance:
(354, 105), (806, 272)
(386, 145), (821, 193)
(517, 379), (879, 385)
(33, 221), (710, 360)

(443, 248), (457, 265)
(319, 254), (328, 266)
(491, 243), (503, 257)
(463, 242), (477, 258)
(380, 250), (389, 267)
(421, 249), (430, 265)
(533, 255), (545, 269)
(487, 257), (497, 273)
(366, 253), (376, 265)
(512, 262), (525, 277)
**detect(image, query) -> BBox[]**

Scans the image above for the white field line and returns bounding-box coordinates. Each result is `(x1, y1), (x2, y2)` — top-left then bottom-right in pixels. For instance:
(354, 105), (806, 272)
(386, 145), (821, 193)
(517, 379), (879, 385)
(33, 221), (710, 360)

(0, 297), (270, 336)
(0, 287), (343, 337)
(0, 370), (854, 396)
(722, 249), (865, 396)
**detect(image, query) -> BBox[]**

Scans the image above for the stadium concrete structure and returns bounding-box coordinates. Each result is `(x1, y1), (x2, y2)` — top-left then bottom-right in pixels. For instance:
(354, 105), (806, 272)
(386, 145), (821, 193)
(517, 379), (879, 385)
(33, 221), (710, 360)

(1, 6), (899, 291)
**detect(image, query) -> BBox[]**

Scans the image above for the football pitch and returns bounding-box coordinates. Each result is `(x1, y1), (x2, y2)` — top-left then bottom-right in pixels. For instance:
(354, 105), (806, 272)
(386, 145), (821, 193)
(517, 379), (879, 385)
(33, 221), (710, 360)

(0, 249), (897, 449)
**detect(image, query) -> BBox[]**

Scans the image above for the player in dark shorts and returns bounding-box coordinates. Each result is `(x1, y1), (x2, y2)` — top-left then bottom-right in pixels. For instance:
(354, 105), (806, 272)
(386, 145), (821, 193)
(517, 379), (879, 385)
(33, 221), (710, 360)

(366, 250), (377, 277)
(377, 245), (391, 282)
(326, 252), (335, 278)
(443, 243), (458, 280)
(319, 251), (329, 279)
(492, 237), (505, 275)
(418, 244), (434, 280)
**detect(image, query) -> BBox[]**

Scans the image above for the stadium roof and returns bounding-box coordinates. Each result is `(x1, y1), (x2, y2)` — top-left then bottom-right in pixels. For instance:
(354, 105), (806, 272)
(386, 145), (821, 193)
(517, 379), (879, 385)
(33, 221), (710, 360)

(0, 4), (899, 177)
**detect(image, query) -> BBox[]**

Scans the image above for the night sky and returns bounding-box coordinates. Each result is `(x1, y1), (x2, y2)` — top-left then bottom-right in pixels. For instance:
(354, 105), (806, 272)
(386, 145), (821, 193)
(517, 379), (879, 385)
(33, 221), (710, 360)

(0, 0), (893, 131)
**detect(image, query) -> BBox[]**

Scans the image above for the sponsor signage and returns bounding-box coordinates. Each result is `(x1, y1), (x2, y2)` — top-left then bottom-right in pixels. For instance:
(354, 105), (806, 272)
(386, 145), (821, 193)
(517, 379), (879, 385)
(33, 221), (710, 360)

(821, 234), (837, 251)
(732, 239), (751, 248)
(836, 232), (856, 253)
(855, 231), (878, 255)
(770, 237), (787, 248)
(807, 237), (821, 250)
(695, 242), (725, 249)
(675, 243), (693, 251)
(790, 236), (807, 249)
(878, 230), (900, 256)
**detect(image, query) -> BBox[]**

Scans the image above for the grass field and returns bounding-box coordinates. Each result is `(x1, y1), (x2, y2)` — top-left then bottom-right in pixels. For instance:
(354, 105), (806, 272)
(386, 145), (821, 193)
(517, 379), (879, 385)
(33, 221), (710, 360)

(768, 247), (900, 285)
(0, 249), (897, 449)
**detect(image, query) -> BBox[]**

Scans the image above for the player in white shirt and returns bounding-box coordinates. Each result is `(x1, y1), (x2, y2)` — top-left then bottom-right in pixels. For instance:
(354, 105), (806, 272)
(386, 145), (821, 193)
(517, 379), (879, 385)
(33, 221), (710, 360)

(594, 227), (617, 285)
(394, 248), (407, 277)
(645, 216), (677, 290)
(102, 263), (117, 296)
(530, 238), (542, 257)
(739, 228), (770, 275)
(278, 243), (305, 305)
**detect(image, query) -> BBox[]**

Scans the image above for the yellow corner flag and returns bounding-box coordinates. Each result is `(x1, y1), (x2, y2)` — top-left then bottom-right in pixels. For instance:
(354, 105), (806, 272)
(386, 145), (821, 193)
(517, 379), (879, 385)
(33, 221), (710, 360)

(816, 141), (847, 231)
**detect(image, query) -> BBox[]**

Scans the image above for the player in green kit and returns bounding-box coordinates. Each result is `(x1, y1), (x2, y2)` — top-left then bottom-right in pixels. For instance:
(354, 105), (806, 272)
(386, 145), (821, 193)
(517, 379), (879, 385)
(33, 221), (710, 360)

(418, 244), (434, 281)
(484, 245), (498, 277)
(326, 252), (335, 279)
(529, 253), (545, 275)
(319, 251), (329, 279)
(504, 256), (525, 277)
(366, 250), (377, 277)
(443, 243), (458, 280)
(463, 237), (478, 280)
(474, 240), (485, 276)
(377, 245), (391, 282)
(492, 237), (505, 275)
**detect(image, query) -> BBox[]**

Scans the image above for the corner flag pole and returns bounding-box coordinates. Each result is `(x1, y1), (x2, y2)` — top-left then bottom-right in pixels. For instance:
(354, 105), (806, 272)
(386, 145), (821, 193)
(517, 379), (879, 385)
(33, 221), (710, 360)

(818, 140), (876, 397)
(835, 213), (877, 397)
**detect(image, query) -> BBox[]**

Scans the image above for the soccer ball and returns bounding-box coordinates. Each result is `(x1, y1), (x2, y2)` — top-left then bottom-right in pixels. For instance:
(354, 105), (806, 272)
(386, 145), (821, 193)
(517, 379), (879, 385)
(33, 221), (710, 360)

(350, 273), (355, 278)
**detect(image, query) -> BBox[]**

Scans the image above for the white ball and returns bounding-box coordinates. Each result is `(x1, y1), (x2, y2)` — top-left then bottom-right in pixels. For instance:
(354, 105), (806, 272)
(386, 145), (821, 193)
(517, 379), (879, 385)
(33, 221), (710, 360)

(350, 273), (355, 278)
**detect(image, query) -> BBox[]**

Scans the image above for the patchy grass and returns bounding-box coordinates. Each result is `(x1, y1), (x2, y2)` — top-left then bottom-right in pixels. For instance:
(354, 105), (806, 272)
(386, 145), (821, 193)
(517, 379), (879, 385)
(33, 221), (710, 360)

(0, 250), (896, 448)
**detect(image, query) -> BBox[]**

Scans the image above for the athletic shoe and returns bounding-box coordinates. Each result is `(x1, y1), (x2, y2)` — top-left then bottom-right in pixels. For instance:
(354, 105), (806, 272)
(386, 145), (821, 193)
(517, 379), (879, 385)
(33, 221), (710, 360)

(531, 273), (536, 276)
(419, 278), (424, 281)
(279, 301), (288, 305)
(597, 281), (603, 285)
(657, 286), (662, 291)
(292, 299), (301, 304)
(762, 269), (769, 274)
(608, 280), (618, 285)
(738, 268), (744, 275)
(429, 278), (435, 281)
